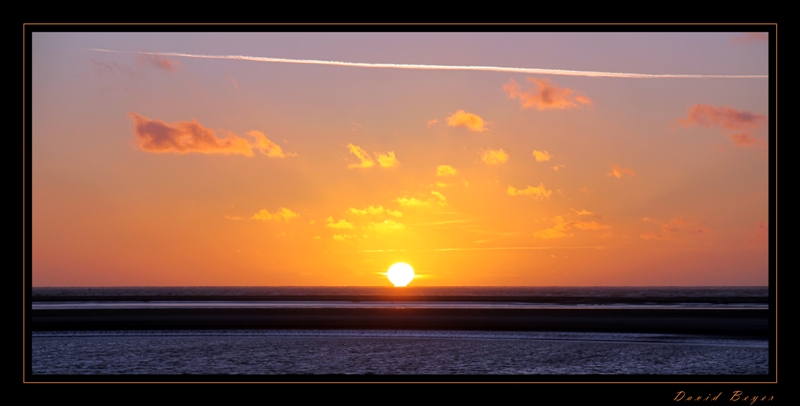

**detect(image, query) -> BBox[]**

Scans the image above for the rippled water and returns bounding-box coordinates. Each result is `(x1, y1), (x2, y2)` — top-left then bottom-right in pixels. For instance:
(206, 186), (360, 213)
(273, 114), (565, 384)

(31, 330), (768, 375)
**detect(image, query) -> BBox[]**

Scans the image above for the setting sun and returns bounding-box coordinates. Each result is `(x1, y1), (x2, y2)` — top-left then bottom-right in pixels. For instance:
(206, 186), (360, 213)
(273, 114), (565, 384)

(387, 263), (415, 287)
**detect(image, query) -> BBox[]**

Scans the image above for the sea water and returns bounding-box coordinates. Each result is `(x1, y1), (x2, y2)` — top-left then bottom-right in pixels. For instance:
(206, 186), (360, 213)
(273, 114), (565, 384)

(30, 286), (770, 376)
(31, 329), (768, 375)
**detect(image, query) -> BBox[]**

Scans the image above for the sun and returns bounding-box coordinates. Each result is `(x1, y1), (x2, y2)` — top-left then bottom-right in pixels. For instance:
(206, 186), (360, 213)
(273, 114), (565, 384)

(387, 262), (415, 287)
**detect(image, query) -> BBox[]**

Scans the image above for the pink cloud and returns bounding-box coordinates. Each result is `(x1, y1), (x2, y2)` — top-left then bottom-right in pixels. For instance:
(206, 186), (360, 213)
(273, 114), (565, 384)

(677, 104), (765, 131)
(128, 113), (287, 157)
(676, 104), (767, 148)
(729, 133), (767, 148)
(607, 163), (635, 179)
(137, 53), (180, 72)
(533, 216), (611, 239)
(504, 78), (592, 110)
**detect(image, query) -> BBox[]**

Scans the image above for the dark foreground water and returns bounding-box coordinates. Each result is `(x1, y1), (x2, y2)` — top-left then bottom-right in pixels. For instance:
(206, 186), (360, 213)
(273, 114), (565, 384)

(32, 330), (768, 375)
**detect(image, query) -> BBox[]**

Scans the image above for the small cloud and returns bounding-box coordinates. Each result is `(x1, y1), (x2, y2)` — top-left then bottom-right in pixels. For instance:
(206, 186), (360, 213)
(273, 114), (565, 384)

(395, 193), (446, 208)
(137, 53), (180, 72)
(396, 197), (431, 207)
(350, 205), (401, 217)
(224, 215), (244, 221)
(481, 148), (509, 165)
(431, 190), (446, 202)
(551, 165), (565, 171)
(326, 216), (354, 229)
(347, 144), (399, 168)
(675, 104), (766, 148)
(508, 183), (552, 200)
(608, 163), (635, 179)
(580, 186), (594, 194)
(247, 130), (286, 158)
(309, 220), (316, 225)
(504, 78), (592, 110)
(367, 219), (405, 232)
(251, 207), (300, 222)
(446, 110), (488, 132)
(731, 33), (768, 44)
(437, 165), (458, 177)
(346, 144), (375, 169)
(128, 113), (290, 157)
(314, 235), (321, 239)
(375, 151), (400, 168)
(729, 133), (767, 148)
(729, 133), (758, 147)
(396, 197), (429, 207)
(350, 205), (385, 215)
(532, 150), (551, 162)
(676, 104), (766, 132)
(533, 217), (610, 239)
(571, 209), (597, 217)
(427, 119), (439, 126)
(333, 234), (355, 241)
(129, 113), (252, 156)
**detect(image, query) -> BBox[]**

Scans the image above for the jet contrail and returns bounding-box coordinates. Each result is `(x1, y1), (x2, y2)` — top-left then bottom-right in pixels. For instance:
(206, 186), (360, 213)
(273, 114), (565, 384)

(90, 48), (767, 79)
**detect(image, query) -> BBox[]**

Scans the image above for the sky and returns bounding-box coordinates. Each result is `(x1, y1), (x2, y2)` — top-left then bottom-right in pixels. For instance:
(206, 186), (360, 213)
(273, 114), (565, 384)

(30, 32), (771, 286)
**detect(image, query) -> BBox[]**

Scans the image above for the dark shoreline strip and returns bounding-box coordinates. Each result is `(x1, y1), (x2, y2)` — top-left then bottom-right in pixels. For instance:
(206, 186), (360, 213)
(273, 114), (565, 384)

(31, 308), (768, 337)
(29, 295), (768, 305)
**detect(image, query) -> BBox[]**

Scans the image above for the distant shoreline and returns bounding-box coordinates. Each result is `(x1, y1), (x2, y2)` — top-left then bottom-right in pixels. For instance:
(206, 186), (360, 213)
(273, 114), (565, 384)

(30, 286), (769, 305)
(31, 307), (769, 337)
(30, 294), (768, 306)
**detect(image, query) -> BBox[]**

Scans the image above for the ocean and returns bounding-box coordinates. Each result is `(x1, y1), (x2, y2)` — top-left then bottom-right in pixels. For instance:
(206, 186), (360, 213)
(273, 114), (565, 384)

(29, 286), (771, 377)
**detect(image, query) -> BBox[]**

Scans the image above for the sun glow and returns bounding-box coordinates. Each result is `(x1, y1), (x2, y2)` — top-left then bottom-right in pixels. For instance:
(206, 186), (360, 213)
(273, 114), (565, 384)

(387, 262), (415, 287)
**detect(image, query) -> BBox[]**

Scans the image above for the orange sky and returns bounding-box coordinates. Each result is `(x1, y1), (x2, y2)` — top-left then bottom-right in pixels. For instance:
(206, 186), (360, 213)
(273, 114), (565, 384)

(30, 32), (771, 286)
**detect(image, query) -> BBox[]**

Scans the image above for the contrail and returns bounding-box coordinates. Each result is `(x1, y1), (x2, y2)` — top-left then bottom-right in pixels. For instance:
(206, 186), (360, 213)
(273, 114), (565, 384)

(90, 48), (767, 79)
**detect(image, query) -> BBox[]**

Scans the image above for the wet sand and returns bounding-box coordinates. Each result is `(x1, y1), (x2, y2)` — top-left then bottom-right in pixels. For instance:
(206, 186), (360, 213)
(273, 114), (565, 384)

(31, 307), (768, 337)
